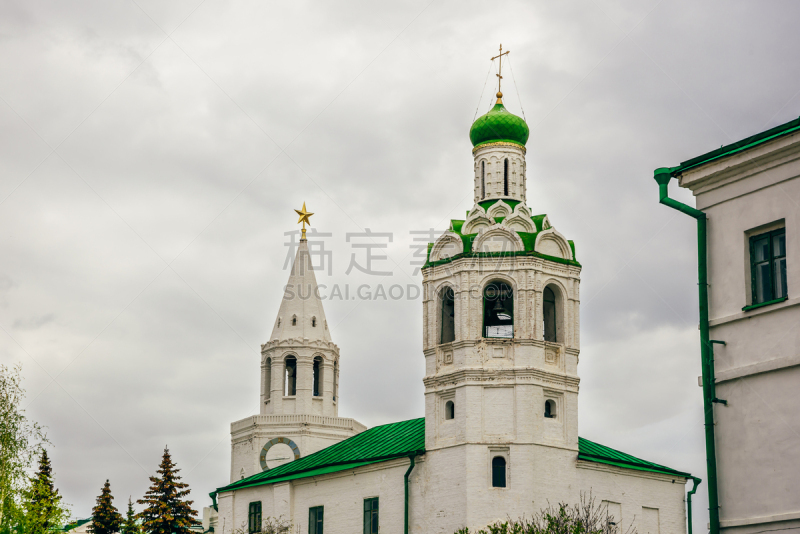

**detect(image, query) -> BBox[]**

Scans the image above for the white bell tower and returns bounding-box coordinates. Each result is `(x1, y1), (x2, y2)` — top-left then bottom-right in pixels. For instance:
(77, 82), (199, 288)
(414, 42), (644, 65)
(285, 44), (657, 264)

(229, 206), (366, 482)
(421, 52), (582, 511)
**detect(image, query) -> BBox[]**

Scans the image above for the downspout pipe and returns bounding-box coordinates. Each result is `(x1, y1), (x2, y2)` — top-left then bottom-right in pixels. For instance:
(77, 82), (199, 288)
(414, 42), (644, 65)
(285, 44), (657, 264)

(687, 476), (702, 534)
(404, 455), (416, 534)
(653, 167), (720, 534)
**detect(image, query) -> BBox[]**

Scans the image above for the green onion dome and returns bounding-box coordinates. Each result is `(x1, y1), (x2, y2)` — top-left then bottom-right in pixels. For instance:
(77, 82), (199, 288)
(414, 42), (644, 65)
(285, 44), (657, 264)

(469, 93), (529, 149)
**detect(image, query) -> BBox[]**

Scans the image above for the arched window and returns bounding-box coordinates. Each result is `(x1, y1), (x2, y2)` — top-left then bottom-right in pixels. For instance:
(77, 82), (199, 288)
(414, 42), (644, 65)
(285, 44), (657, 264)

(544, 399), (557, 419)
(481, 161), (486, 199)
(265, 358), (272, 400)
(440, 287), (455, 344)
(543, 286), (557, 342)
(313, 356), (323, 397)
(483, 282), (513, 338)
(445, 400), (455, 420)
(333, 359), (339, 401)
(312, 316), (317, 327)
(503, 159), (509, 196)
(291, 315), (297, 326)
(284, 356), (297, 396)
(492, 457), (507, 488)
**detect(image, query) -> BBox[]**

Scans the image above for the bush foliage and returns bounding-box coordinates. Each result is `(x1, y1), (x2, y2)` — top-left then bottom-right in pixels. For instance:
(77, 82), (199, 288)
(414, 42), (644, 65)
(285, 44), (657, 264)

(454, 494), (636, 534)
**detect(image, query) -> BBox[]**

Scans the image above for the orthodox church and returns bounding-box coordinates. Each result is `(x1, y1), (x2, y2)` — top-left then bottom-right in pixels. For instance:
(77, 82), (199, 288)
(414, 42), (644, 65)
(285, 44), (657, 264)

(208, 67), (694, 534)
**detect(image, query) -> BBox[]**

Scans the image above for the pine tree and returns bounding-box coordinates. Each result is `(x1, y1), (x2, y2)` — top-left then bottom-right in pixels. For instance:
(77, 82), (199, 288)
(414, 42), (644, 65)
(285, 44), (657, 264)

(21, 450), (69, 534)
(121, 497), (140, 534)
(137, 447), (198, 534)
(89, 480), (122, 534)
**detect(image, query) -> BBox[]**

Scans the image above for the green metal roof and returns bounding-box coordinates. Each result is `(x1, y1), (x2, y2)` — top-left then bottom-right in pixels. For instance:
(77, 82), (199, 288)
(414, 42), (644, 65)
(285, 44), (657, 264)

(470, 102), (529, 148)
(213, 418), (425, 495)
(211, 418), (690, 501)
(666, 115), (800, 176)
(578, 437), (691, 478)
(427, 210), (580, 270)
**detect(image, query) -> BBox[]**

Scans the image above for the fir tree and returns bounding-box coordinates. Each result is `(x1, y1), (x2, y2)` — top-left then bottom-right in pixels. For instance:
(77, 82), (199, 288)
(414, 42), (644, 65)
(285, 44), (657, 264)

(21, 450), (69, 534)
(137, 447), (198, 534)
(121, 497), (140, 534)
(88, 480), (122, 534)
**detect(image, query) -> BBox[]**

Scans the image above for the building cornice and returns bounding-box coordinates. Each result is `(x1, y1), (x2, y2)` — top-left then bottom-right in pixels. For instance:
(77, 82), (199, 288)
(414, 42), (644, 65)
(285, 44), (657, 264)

(472, 141), (527, 155)
(423, 366), (580, 391)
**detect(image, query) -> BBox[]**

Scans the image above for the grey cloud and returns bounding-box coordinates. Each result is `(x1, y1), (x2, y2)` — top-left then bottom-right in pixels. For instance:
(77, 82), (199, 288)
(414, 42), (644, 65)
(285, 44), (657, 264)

(1, 2), (799, 532)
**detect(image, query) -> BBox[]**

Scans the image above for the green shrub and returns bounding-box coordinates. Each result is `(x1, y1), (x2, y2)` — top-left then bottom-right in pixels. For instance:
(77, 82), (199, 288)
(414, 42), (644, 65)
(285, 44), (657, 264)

(454, 493), (636, 534)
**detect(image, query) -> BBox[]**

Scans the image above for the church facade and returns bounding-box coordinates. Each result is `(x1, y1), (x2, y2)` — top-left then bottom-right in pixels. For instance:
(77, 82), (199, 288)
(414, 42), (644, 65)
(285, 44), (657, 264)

(210, 89), (693, 534)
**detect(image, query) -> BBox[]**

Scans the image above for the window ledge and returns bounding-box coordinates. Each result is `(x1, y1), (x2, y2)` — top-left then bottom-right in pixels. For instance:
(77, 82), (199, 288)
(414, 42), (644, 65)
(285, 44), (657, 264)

(742, 296), (788, 312)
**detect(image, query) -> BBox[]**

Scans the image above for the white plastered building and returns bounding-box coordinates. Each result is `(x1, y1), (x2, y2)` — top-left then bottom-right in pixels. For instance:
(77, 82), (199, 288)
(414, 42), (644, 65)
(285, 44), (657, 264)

(209, 93), (694, 534)
(668, 118), (800, 534)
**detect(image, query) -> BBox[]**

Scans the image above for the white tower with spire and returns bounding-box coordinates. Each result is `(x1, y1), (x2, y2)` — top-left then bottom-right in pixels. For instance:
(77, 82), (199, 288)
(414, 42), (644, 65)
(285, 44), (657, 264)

(229, 206), (366, 482)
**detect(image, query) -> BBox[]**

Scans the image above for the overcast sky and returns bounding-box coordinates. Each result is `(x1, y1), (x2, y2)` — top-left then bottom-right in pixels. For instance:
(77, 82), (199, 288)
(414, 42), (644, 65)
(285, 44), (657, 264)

(2, 0), (799, 530)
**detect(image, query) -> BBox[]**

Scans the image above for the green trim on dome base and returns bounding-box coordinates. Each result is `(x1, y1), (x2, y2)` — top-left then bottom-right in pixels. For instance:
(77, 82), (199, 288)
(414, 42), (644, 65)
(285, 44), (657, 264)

(470, 102), (529, 148)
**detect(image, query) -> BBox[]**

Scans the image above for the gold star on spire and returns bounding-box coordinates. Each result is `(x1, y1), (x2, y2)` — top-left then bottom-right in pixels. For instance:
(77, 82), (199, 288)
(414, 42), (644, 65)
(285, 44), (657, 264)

(294, 202), (313, 240)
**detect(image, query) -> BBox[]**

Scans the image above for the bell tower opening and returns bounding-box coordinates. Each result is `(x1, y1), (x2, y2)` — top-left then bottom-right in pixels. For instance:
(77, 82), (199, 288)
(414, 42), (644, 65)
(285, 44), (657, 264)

(543, 285), (560, 343)
(313, 356), (323, 397)
(440, 287), (455, 344)
(483, 282), (513, 339)
(284, 356), (297, 396)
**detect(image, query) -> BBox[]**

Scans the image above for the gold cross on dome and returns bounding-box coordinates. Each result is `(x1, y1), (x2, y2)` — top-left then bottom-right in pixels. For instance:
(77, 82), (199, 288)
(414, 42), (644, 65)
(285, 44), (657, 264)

(491, 44), (510, 102)
(294, 202), (313, 240)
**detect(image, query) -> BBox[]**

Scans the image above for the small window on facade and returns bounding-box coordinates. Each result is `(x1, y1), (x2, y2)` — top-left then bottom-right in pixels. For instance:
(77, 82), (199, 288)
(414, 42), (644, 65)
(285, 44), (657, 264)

(445, 400), (455, 420)
(481, 161), (486, 199)
(292, 315), (297, 326)
(265, 358), (272, 401)
(503, 158), (509, 196)
(309, 506), (324, 534)
(313, 356), (322, 397)
(544, 399), (556, 419)
(285, 356), (297, 396)
(277, 318), (281, 328)
(440, 287), (455, 344)
(484, 282), (513, 338)
(543, 286), (557, 343)
(750, 228), (787, 304)
(363, 497), (379, 534)
(248, 501), (262, 533)
(492, 457), (507, 488)
(312, 317), (317, 327)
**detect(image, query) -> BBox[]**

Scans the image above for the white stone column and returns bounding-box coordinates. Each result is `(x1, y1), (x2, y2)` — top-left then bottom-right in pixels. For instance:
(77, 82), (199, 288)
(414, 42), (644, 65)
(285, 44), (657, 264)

(295, 359), (313, 414)
(271, 358), (285, 414)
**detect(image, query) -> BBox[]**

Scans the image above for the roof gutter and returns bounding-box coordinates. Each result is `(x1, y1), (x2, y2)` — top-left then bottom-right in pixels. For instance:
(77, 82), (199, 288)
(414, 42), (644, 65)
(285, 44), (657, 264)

(404, 454), (416, 534)
(687, 476), (702, 534)
(653, 168), (720, 534)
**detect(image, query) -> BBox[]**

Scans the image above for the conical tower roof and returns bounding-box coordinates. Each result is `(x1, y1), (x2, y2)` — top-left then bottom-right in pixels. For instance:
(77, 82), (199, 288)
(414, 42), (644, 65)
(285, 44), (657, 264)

(270, 239), (331, 343)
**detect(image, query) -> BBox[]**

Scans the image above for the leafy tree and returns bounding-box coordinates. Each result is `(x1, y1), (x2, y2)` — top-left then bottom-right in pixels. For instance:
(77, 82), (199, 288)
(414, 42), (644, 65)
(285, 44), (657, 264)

(137, 447), (198, 534)
(0, 364), (47, 533)
(454, 493), (636, 534)
(20, 450), (69, 534)
(121, 497), (141, 534)
(88, 480), (122, 534)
